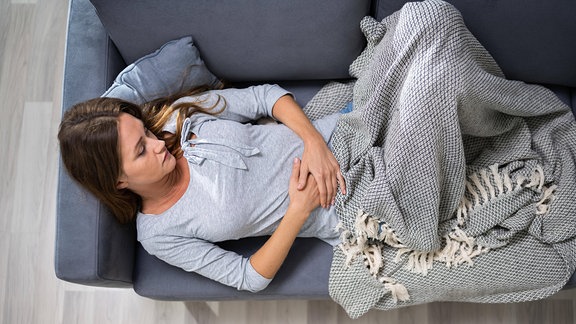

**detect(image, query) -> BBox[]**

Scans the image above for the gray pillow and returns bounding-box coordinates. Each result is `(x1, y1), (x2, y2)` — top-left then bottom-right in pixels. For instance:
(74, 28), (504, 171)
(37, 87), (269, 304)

(102, 36), (221, 104)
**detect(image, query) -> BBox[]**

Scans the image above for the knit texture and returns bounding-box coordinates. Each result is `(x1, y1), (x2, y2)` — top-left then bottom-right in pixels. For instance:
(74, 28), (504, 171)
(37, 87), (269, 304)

(304, 0), (576, 319)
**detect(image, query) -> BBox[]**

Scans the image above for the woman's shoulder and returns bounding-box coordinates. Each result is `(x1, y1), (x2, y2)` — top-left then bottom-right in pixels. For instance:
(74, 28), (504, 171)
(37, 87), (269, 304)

(136, 206), (183, 242)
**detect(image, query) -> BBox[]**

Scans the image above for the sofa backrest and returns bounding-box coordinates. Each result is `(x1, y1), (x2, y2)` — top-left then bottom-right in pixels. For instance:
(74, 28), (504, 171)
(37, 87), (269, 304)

(89, 0), (372, 82)
(375, 0), (576, 88)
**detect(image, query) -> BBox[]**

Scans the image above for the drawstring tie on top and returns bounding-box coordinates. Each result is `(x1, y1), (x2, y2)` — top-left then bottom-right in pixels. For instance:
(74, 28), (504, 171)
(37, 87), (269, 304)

(180, 117), (260, 170)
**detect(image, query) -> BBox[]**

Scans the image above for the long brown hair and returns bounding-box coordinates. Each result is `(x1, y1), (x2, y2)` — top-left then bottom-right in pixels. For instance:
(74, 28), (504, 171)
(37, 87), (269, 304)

(142, 84), (225, 158)
(58, 97), (143, 224)
(58, 85), (224, 224)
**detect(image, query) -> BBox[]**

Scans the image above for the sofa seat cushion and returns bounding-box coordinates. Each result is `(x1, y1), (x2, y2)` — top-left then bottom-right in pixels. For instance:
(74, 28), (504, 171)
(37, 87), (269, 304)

(133, 237), (333, 300)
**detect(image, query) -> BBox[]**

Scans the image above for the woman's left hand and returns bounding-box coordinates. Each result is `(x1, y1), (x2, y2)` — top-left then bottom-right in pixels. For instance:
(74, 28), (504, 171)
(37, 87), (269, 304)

(269, 93), (346, 208)
(298, 137), (346, 208)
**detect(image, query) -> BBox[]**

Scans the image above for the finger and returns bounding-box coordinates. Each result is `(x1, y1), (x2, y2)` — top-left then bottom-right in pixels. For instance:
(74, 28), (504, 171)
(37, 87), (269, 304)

(298, 162), (309, 190)
(337, 170), (347, 195)
(330, 174), (338, 205)
(291, 158), (301, 183)
(307, 174), (321, 207)
(322, 171), (334, 207)
(316, 175), (328, 208)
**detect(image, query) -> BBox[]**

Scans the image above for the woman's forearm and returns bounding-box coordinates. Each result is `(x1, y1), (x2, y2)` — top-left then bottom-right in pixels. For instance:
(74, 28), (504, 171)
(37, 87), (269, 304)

(250, 158), (319, 280)
(249, 206), (310, 279)
(271, 95), (325, 144)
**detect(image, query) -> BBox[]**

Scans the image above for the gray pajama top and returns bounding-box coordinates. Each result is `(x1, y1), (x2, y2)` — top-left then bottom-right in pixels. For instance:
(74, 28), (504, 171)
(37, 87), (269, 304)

(136, 84), (341, 292)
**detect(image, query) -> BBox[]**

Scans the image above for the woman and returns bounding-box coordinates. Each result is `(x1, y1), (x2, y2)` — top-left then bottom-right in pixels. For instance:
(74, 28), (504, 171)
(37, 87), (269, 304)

(58, 84), (347, 292)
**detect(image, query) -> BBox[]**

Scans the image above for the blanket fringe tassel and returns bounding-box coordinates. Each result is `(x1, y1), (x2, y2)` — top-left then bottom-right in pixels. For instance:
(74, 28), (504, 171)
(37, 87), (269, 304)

(337, 163), (556, 303)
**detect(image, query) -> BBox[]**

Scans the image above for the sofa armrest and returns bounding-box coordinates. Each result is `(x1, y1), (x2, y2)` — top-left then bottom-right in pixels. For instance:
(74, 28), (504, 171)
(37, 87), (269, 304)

(55, 0), (134, 288)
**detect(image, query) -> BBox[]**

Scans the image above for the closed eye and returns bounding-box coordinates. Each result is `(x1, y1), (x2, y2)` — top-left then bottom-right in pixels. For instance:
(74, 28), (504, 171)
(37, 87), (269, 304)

(137, 128), (151, 156)
(138, 143), (146, 156)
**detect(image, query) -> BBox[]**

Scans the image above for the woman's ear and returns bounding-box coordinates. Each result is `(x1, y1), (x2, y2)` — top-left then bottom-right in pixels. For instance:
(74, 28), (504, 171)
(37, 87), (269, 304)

(116, 174), (128, 189)
(116, 180), (128, 190)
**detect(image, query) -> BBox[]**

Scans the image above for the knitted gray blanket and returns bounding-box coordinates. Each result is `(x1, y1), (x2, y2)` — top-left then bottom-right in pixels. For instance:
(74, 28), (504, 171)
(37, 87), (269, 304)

(304, 0), (576, 319)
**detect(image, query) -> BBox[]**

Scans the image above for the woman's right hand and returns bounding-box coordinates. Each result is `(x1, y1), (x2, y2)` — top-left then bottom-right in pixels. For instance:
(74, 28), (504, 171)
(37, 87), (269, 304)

(249, 157), (320, 280)
(288, 158), (320, 216)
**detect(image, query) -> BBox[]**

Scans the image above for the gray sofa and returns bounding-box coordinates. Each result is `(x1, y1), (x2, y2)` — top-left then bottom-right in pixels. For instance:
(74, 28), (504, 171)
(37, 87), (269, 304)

(56, 0), (576, 300)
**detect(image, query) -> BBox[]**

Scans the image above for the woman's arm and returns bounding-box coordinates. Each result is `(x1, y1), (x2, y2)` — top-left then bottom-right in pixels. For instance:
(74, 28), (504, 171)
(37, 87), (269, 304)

(249, 158), (320, 279)
(271, 95), (346, 209)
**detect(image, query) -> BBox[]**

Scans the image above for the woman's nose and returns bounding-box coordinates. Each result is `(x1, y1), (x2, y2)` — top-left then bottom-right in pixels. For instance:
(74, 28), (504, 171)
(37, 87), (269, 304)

(153, 138), (166, 153)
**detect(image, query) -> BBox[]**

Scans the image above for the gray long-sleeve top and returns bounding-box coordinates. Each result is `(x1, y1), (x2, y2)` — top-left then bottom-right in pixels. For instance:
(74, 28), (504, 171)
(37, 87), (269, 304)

(136, 85), (341, 292)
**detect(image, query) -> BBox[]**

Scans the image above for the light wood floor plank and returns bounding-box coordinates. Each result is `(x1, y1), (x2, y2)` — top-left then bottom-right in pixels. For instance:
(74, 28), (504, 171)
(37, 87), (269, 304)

(0, 3), (32, 233)
(516, 298), (574, 324)
(0, 1), (9, 77)
(3, 233), (38, 324)
(186, 301), (221, 324)
(60, 291), (96, 324)
(0, 236), (8, 322)
(211, 301), (249, 324)
(10, 101), (54, 233)
(11, 0), (37, 4)
(308, 300), (339, 323)
(25, 0), (67, 102)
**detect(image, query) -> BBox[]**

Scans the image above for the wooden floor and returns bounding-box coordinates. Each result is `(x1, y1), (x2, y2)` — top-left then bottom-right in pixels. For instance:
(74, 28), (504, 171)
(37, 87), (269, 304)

(1, 0), (575, 323)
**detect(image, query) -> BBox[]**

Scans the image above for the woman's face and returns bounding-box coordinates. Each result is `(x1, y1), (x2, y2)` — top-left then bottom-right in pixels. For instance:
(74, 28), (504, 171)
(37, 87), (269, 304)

(116, 112), (176, 191)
